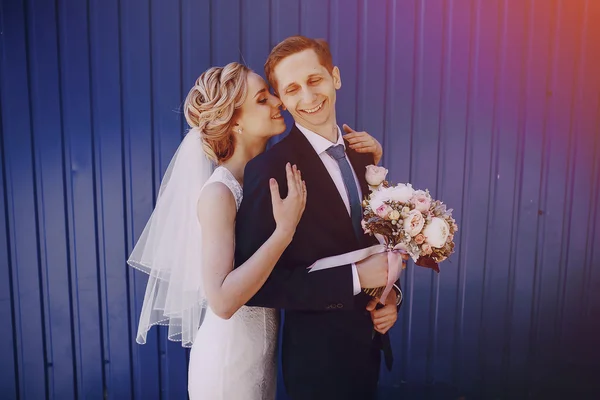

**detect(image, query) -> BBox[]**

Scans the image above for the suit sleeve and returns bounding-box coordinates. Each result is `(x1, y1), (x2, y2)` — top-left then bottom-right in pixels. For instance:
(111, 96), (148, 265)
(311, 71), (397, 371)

(234, 158), (357, 311)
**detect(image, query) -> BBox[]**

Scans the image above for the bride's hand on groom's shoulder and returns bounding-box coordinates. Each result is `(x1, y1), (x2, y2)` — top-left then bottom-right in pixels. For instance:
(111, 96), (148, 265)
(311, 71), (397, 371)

(342, 124), (383, 165)
(270, 162), (307, 240)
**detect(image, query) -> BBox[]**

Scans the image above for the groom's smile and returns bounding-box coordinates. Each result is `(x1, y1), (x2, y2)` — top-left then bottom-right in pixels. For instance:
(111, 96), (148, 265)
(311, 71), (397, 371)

(300, 100), (325, 114)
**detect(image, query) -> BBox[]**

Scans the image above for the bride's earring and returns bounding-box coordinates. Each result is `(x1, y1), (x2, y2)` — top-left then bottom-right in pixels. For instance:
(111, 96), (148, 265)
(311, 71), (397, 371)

(237, 128), (243, 135)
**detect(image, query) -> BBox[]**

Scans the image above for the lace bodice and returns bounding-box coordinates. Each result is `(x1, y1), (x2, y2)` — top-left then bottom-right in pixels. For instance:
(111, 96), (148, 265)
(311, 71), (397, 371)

(203, 166), (243, 210)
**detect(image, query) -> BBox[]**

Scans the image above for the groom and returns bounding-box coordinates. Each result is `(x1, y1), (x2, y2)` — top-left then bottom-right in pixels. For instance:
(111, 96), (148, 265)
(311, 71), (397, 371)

(235, 36), (403, 400)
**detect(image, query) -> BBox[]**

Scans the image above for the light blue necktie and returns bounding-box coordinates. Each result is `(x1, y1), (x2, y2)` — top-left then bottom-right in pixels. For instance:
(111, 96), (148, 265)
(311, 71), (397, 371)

(325, 144), (363, 241)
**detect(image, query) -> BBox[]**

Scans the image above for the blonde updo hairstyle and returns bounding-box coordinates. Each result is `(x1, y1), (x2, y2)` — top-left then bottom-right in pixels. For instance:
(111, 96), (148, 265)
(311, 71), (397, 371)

(184, 62), (251, 163)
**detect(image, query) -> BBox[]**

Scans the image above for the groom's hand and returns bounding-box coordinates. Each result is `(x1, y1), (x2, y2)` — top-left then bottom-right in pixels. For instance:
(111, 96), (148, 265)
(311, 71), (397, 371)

(356, 253), (388, 289)
(366, 290), (398, 334)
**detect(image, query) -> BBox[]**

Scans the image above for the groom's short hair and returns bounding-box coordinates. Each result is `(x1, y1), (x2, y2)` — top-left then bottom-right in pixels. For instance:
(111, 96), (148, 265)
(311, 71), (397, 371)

(264, 36), (334, 94)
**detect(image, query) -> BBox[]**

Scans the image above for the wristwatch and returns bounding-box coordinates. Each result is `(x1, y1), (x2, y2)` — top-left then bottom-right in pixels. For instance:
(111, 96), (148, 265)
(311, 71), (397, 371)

(392, 284), (403, 306)
(363, 285), (403, 306)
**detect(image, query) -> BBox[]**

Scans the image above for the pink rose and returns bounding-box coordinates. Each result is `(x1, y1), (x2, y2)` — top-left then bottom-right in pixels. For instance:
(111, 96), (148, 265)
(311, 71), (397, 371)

(365, 165), (388, 187)
(414, 233), (426, 245)
(376, 204), (393, 218)
(403, 210), (425, 236)
(411, 190), (432, 213)
(421, 243), (433, 255)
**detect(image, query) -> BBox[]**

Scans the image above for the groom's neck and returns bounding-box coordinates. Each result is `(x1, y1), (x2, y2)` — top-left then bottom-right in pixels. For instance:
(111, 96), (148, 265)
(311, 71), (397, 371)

(302, 122), (338, 143)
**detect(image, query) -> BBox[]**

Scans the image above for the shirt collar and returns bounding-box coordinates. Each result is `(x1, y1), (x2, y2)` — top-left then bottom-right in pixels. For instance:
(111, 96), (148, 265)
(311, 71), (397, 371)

(296, 123), (345, 155)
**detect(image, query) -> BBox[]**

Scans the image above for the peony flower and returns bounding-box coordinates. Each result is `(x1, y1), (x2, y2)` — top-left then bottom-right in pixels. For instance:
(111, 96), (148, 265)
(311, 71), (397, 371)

(387, 184), (415, 203)
(403, 210), (425, 236)
(365, 165), (388, 187)
(411, 190), (432, 213)
(423, 217), (450, 248)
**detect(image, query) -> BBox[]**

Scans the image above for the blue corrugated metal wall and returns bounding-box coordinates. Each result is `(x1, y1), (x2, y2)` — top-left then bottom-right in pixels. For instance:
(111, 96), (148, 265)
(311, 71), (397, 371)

(1, 0), (599, 399)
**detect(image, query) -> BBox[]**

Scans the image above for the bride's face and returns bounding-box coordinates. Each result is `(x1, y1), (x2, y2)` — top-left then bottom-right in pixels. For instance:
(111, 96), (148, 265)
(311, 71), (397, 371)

(235, 72), (286, 139)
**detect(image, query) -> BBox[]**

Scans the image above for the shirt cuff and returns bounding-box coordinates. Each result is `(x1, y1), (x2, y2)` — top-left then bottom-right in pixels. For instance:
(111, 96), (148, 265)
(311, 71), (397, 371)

(351, 263), (361, 295)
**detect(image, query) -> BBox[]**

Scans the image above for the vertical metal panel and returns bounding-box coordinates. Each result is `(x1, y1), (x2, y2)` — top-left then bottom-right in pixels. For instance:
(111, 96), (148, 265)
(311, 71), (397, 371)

(55, 0), (107, 396)
(87, 0), (132, 396)
(330, 0), (359, 130)
(0, 0), (26, 397)
(2, 0), (48, 398)
(580, 2), (600, 379)
(300, 0), (329, 39)
(507, 1), (552, 396)
(1, 0), (599, 398)
(211, 0), (241, 66)
(242, 0), (270, 72)
(517, 2), (555, 396)
(0, 84), (19, 400)
(148, 1), (189, 398)
(27, 0), (77, 397)
(120, 0), (161, 397)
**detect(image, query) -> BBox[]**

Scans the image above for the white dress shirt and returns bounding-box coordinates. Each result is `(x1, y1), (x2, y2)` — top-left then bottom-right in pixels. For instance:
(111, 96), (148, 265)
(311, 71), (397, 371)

(296, 123), (362, 295)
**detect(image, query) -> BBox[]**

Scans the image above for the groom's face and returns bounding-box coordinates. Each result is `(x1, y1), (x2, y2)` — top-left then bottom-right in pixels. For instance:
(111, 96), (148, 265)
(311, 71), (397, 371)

(273, 49), (341, 136)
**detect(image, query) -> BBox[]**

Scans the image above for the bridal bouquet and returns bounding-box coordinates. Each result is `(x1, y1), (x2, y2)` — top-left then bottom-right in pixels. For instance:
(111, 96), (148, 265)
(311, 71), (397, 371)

(308, 165), (458, 305)
(362, 165), (458, 272)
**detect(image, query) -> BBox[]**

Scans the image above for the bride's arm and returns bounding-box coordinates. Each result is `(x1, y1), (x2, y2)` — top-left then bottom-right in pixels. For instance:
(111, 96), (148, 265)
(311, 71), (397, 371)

(197, 164), (305, 320)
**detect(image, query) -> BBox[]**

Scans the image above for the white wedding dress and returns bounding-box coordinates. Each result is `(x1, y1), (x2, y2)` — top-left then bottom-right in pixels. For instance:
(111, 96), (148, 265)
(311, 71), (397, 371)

(188, 166), (279, 400)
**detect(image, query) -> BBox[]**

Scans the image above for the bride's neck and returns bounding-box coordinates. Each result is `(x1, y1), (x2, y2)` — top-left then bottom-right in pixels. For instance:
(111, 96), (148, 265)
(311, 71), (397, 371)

(221, 138), (268, 184)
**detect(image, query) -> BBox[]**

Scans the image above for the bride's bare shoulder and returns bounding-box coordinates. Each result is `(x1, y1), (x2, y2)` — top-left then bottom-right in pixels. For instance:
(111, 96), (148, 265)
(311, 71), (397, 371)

(197, 182), (237, 223)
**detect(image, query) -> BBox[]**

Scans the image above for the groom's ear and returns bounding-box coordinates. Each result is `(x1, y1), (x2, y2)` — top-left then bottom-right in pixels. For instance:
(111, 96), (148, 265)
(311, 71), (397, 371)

(332, 66), (342, 90)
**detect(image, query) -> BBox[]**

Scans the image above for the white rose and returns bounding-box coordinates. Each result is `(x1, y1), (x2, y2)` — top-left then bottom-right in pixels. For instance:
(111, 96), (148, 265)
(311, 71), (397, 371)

(423, 217), (450, 248)
(403, 210), (425, 236)
(365, 165), (388, 187)
(368, 190), (387, 211)
(387, 184), (414, 203)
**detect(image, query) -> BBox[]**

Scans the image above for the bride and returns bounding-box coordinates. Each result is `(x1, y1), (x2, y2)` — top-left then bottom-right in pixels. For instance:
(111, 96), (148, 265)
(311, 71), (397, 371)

(127, 62), (385, 399)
